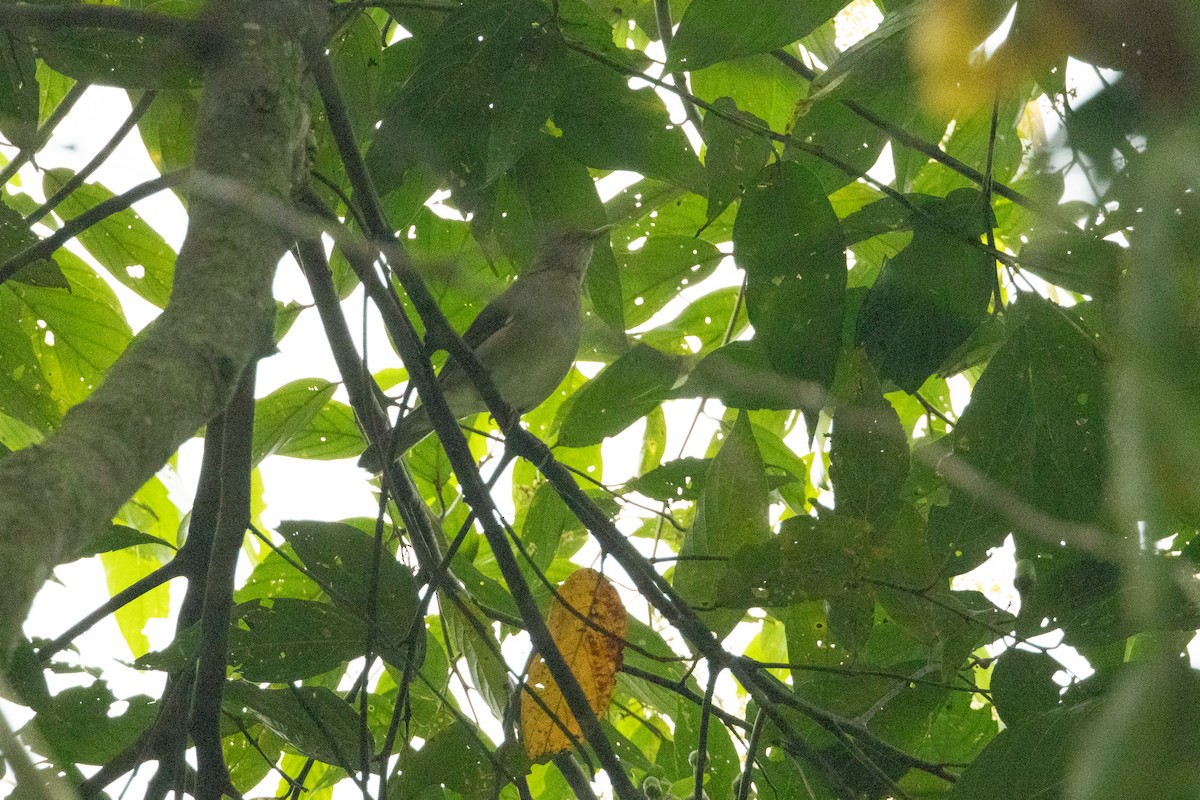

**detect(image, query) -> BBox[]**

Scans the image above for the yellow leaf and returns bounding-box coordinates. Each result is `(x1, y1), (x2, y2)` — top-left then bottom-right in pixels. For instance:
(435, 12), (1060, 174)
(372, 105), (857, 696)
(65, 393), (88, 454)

(520, 568), (627, 763)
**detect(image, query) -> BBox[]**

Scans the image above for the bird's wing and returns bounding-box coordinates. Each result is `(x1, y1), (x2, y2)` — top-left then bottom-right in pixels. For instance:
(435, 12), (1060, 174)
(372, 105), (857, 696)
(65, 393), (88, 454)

(459, 291), (516, 351)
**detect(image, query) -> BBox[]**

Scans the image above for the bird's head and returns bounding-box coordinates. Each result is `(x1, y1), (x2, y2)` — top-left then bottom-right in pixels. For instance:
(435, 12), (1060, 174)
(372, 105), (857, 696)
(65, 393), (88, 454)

(530, 224), (615, 278)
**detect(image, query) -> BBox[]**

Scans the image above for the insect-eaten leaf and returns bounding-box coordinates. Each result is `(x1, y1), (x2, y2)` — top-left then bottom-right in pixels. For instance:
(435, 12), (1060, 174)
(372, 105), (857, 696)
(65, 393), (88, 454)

(521, 568), (627, 763)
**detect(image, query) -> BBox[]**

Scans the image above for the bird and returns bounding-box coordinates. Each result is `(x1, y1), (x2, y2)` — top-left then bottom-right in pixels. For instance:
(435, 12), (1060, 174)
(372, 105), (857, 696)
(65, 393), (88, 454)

(359, 226), (612, 471)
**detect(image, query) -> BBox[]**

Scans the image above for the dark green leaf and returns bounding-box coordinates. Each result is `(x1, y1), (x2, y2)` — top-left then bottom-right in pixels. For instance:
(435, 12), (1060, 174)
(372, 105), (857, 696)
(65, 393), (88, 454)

(675, 412), (770, 637)
(0, 198), (64, 288)
(1019, 229), (1125, 298)
(76, 524), (176, 559)
(1067, 658), (1200, 800)
(32, 26), (199, 90)
(278, 520), (421, 669)
(0, 32), (39, 152)
(617, 236), (723, 328)
(666, 0), (846, 71)
(553, 55), (704, 194)
(365, 0), (547, 196)
(228, 599), (365, 683)
(486, 34), (564, 183)
(856, 187), (995, 393)
(676, 340), (820, 410)
(717, 513), (871, 608)
(928, 295), (1108, 575)
(703, 97), (774, 221)
(21, 683), (156, 766)
(557, 344), (683, 448)
(829, 350), (909, 526)
(390, 719), (499, 799)
(734, 161), (846, 408)
(690, 53), (806, 136)
(949, 702), (1092, 799)
(626, 457), (712, 502)
(990, 648), (1062, 728)
(224, 682), (367, 768)
(43, 169), (175, 307)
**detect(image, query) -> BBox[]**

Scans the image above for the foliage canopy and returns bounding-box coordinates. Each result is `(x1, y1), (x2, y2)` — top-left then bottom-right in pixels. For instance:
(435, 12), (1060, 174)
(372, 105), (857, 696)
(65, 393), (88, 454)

(1, 0), (1199, 799)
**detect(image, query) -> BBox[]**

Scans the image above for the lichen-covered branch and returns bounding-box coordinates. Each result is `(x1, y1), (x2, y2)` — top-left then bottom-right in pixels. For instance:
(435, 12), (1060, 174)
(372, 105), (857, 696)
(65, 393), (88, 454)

(0, 0), (316, 660)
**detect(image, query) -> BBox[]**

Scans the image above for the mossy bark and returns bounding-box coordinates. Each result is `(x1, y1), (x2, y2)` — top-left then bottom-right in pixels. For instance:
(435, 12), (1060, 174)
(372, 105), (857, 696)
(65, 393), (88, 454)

(0, 0), (315, 659)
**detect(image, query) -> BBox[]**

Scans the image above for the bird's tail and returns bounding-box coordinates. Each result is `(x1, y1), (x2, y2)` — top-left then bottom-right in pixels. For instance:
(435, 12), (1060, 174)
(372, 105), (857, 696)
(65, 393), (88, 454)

(356, 407), (433, 472)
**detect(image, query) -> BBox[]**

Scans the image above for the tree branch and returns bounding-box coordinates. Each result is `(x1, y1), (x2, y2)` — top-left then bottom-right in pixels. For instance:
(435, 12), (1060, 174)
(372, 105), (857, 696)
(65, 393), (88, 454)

(0, 0), (314, 662)
(0, 170), (187, 287)
(0, 3), (198, 40)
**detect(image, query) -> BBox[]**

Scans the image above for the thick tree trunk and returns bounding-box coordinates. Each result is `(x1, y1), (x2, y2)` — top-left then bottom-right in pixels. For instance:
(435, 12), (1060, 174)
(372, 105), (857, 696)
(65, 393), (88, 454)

(0, 0), (314, 660)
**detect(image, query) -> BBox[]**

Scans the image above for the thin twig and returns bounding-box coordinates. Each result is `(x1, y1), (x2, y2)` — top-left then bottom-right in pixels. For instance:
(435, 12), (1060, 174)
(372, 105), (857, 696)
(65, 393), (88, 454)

(0, 170), (187, 286)
(26, 91), (158, 225)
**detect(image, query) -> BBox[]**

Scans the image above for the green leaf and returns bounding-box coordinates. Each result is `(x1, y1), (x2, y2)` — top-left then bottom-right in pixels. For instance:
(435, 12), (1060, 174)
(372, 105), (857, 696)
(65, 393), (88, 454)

(928, 295), (1108, 575)
(553, 55), (704, 194)
(274, 398), (367, 460)
(234, 544), (324, 604)
(11, 249), (132, 409)
(0, 33), (39, 153)
(390, 719), (499, 799)
(1019, 229), (1125, 299)
(557, 344), (683, 448)
(734, 161), (846, 408)
(365, 0), (547, 197)
(0, 287), (59, 432)
(278, 520), (421, 669)
(21, 682), (157, 766)
(76, 524), (176, 560)
(990, 648), (1062, 729)
(513, 139), (624, 331)
(225, 723), (283, 795)
(626, 457), (712, 502)
(703, 97), (774, 222)
(675, 412), (770, 638)
(717, 513), (870, 608)
(829, 351), (909, 526)
(1067, 658), (1200, 800)
(328, 11), (384, 147)
(43, 169), (176, 308)
(273, 300), (305, 344)
(135, 88), (198, 174)
(31, 25), (199, 90)
(676, 340), (819, 410)
(617, 236), (723, 328)
(486, 34), (564, 183)
(690, 53), (806, 136)
(856, 187), (995, 393)
(224, 682), (367, 768)
(950, 702), (1092, 800)
(639, 286), (747, 358)
(228, 599), (366, 683)
(252, 379), (339, 465)
(666, 0), (846, 71)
